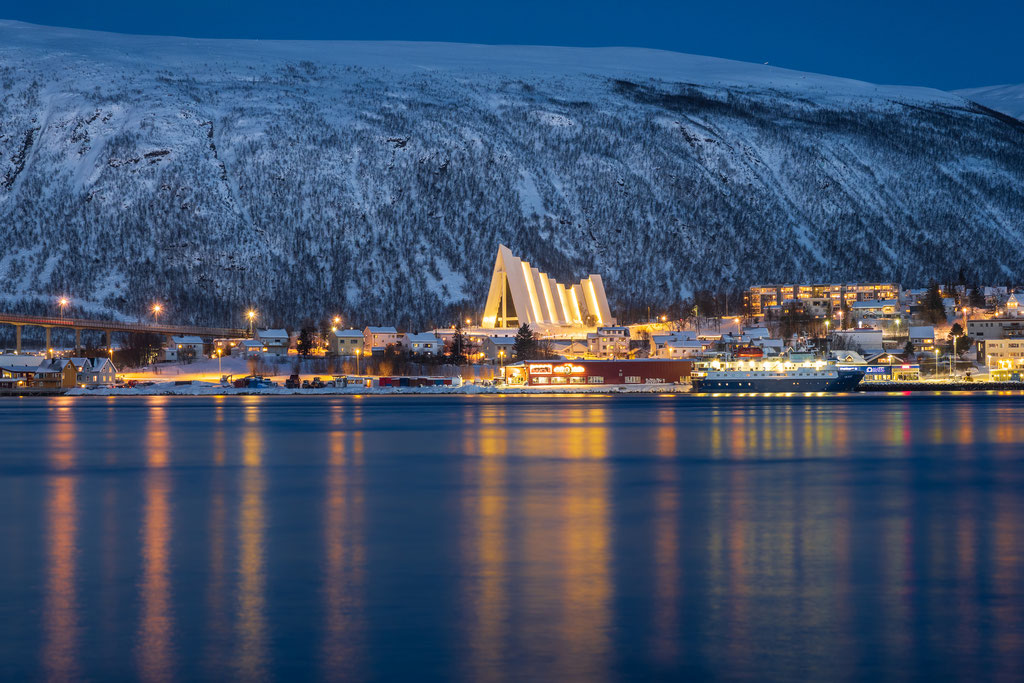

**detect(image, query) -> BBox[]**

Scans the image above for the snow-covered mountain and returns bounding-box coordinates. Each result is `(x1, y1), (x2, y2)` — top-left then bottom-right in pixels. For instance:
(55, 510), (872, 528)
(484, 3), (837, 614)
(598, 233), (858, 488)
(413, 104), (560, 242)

(955, 84), (1024, 121)
(2, 20), (1023, 328)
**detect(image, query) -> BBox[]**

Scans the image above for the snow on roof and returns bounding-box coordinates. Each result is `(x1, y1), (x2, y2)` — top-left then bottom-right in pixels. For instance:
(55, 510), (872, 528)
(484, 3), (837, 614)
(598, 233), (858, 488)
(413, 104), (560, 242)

(403, 332), (439, 343)
(365, 326), (398, 334)
(0, 355), (46, 369)
(743, 327), (770, 338)
(332, 329), (363, 338)
(487, 336), (516, 346)
(171, 335), (204, 344)
(257, 329), (289, 340)
(908, 326), (934, 338)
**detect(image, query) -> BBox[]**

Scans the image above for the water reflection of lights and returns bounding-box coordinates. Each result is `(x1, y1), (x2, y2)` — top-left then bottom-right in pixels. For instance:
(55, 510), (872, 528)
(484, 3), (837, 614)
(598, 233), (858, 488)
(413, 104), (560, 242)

(322, 401), (366, 677)
(43, 421), (79, 682)
(236, 403), (268, 679)
(138, 402), (173, 680)
(464, 402), (509, 681)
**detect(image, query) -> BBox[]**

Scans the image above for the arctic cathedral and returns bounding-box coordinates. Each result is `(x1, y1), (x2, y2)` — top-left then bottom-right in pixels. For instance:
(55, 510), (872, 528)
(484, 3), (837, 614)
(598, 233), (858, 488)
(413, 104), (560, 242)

(481, 245), (614, 329)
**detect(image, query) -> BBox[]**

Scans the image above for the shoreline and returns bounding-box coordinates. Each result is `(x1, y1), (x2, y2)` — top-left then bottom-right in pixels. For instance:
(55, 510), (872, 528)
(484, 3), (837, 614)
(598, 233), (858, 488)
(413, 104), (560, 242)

(3, 380), (1014, 397)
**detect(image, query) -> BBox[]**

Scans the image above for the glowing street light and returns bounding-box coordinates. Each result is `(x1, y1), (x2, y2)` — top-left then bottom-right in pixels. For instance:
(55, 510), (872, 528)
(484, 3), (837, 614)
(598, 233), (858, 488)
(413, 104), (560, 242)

(215, 347), (223, 375)
(58, 297), (69, 321)
(499, 349), (505, 367)
(152, 303), (163, 323)
(333, 316), (341, 325)
(355, 348), (362, 376)
(246, 309), (257, 334)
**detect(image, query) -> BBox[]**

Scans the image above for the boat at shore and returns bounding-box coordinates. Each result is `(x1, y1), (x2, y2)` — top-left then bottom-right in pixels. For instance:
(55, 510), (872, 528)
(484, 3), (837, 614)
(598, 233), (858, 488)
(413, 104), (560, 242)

(691, 357), (864, 393)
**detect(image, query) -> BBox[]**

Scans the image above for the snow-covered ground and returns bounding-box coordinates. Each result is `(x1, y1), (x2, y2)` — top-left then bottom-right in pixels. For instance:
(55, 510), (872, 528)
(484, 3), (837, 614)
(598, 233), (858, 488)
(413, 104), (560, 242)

(955, 84), (1024, 120)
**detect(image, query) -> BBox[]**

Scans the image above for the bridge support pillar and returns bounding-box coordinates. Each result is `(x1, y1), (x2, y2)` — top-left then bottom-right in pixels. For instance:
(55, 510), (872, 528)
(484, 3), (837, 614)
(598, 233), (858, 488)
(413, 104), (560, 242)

(75, 328), (81, 356)
(15, 325), (21, 355)
(45, 327), (51, 355)
(106, 330), (112, 354)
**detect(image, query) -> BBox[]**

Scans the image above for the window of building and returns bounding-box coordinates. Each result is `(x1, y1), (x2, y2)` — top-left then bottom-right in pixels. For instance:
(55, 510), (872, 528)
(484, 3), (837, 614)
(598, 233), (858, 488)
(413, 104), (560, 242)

(551, 376), (568, 384)
(569, 377), (585, 384)
(587, 376), (604, 384)
(625, 376), (641, 384)
(534, 376), (549, 384)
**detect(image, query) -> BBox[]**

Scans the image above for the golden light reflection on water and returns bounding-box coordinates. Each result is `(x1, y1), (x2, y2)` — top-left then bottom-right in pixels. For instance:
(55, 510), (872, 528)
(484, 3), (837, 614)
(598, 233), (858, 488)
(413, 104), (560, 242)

(43, 406), (78, 682)
(652, 404), (679, 666)
(138, 401), (173, 682)
(236, 401), (268, 679)
(464, 403), (509, 682)
(203, 400), (229, 675)
(322, 401), (366, 678)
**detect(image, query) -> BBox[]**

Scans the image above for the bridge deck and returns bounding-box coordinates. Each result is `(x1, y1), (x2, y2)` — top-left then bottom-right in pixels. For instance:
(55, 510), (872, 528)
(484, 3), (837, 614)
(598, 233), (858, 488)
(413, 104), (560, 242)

(0, 313), (249, 338)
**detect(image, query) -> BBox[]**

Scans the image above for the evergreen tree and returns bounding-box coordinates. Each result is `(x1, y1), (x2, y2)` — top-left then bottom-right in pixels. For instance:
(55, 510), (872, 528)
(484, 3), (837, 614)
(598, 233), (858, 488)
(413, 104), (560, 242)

(297, 326), (314, 357)
(513, 324), (536, 361)
(923, 283), (946, 324)
(450, 323), (468, 365)
(904, 340), (915, 356)
(969, 284), (985, 310)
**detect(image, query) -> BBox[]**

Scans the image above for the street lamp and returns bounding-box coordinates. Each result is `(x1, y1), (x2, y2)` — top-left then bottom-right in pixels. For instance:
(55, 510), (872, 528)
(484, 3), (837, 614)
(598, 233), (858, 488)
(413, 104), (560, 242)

(152, 303), (162, 323)
(215, 348), (222, 376)
(58, 297), (69, 321)
(246, 309), (257, 334)
(934, 347), (940, 379)
(355, 348), (362, 376)
(333, 316), (340, 326)
(499, 349), (505, 367)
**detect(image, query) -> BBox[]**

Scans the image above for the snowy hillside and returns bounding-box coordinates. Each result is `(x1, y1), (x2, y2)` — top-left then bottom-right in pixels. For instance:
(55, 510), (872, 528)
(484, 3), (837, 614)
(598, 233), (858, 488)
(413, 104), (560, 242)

(955, 84), (1024, 121)
(2, 20), (1024, 328)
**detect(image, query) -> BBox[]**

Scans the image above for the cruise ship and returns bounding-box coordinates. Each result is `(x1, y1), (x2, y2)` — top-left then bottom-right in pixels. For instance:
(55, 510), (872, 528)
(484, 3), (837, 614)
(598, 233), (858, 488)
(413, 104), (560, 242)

(691, 356), (864, 393)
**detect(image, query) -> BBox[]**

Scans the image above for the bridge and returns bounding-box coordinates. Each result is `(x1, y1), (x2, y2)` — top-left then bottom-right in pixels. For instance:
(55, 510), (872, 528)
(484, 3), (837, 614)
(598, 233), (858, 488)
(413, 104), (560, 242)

(0, 313), (250, 354)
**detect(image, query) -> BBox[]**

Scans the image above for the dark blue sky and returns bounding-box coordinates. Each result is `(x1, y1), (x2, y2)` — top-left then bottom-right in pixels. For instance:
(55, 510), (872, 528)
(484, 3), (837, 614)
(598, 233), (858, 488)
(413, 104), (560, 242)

(6, 0), (1022, 90)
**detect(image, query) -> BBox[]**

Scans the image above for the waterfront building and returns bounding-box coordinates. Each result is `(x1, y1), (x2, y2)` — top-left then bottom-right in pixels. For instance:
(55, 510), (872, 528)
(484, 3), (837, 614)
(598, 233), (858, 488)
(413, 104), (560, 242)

(256, 329), (291, 356)
(481, 245), (613, 328)
(236, 339), (266, 357)
(328, 329), (363, 356)
(967, 318), (1024, 341)
(831, 327), (885, 354)
(503, 359), (694, 386)
(586, 326), (630, 358)
(479, 336), (516, 362)
(363, 326), (400, 354)
(650, 332), (703, 359)
(908, 326), (935, 351)
(978, 338), (1024, 368)
(71, 357), (117, 386)
(745, 282), (900, 316)
(546, 339), (589, 359)
(166, 335), (205, 362)
(400, 332), (441, 356)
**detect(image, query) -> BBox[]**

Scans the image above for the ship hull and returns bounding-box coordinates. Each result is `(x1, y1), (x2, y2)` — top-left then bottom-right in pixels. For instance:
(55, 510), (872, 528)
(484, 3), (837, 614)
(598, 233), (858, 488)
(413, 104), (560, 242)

(692, 370), (864, 393)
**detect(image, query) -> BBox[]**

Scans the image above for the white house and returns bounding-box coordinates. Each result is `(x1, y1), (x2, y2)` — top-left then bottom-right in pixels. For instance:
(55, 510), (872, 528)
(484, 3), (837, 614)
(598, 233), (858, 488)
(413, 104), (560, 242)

(72, 357), (117, 386)
(743, 327), (771, 340)
(651, 333), (702, 359)
(480, 336), (516, 363)
(256, 329), (290, 356)
(832, 327), (884, 353)
(237, 339), (266, 357)
(165, 335), (205, 362)
(850, 299), (900, 319)
(400, 332), (441, 356)
(329, 329), (364, 356)
(364, 326), (400, 354)
(546, 339), (589, 359)
(908, 326), (935, 351)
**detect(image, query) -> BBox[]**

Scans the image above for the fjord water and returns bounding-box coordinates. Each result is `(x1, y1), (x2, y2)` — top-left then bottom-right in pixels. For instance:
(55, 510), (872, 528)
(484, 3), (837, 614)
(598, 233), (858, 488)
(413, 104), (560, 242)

(1, 395), (1022, 681)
